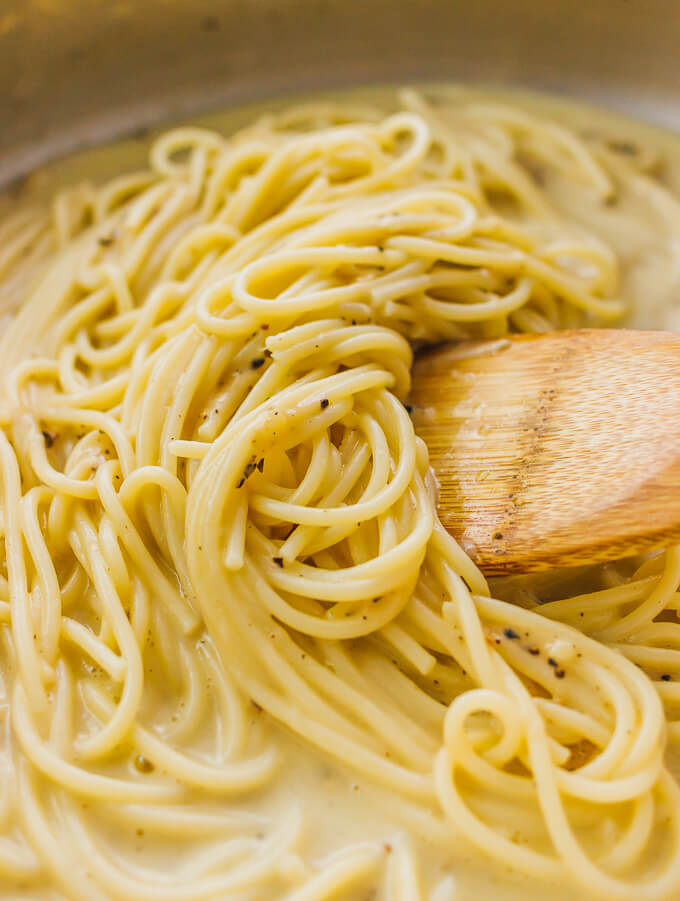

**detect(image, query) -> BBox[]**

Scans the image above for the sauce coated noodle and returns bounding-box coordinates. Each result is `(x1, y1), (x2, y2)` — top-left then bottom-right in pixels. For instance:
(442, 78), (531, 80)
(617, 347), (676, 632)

(1, 86), (680, 900)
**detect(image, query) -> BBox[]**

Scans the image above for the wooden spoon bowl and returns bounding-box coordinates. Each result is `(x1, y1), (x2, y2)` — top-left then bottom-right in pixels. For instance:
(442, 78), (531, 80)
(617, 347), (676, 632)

(410, 329), (680, 574)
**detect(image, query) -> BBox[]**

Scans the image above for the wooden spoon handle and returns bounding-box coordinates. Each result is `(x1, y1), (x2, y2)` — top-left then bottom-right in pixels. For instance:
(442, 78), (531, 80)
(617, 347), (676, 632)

(410, 330), (680, 574)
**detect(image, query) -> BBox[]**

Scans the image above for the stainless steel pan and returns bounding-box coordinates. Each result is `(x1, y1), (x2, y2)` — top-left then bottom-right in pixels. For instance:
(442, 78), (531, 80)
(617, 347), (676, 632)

(2, 0), (680, 184)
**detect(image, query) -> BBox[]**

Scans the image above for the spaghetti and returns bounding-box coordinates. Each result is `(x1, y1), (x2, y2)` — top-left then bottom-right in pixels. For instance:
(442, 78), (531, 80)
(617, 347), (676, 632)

(1, 87), (680, 900)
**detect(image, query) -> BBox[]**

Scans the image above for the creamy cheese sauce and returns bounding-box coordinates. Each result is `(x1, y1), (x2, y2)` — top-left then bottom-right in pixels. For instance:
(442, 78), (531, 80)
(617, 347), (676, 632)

(2, 85), (680, 901)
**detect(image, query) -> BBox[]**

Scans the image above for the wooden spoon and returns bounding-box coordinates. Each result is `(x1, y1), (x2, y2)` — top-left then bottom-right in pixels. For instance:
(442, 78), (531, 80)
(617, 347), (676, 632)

(410, 329), (680, 575)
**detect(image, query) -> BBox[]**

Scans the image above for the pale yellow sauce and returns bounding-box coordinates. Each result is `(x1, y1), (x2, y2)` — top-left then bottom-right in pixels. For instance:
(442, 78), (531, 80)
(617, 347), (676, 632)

(3, 84), (680, 901)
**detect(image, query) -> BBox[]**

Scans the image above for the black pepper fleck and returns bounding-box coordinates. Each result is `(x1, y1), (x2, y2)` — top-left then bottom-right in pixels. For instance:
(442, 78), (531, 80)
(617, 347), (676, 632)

(661, 674), (672, 682)
(241, 461), (257, 482)
(320, 398), (329, 409)
(250, 358), (265, 369)
(273, 557), (283, 568)
(134, 755), (154, 774)
(608, 140), (637, 155)
(504, 628), (520, 640)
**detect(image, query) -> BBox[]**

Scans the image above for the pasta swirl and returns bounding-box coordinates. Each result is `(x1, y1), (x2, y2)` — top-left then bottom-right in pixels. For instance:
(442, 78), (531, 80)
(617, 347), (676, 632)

(1, 87), (680, 900)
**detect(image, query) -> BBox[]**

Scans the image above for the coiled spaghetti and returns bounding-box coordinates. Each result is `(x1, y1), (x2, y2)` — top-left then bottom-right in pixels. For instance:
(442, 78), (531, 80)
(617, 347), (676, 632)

(1, 86), (680, 900)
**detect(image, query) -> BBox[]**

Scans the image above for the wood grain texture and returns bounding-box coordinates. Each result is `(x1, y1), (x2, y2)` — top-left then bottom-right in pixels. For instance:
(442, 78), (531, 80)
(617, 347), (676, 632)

(410, 330), (680, 575)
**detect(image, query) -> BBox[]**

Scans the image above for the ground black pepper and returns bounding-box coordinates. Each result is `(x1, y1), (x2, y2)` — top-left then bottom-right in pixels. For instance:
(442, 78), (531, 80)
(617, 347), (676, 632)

(134, 755), (154, 774)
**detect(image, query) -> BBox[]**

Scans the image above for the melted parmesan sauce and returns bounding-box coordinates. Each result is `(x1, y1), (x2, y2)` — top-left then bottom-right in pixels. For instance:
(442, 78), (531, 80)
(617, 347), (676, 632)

(2, 84), (680, 901)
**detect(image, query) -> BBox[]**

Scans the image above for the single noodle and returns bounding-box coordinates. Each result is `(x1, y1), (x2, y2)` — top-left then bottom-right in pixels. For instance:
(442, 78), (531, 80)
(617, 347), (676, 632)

(1, 86), (680, 900)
